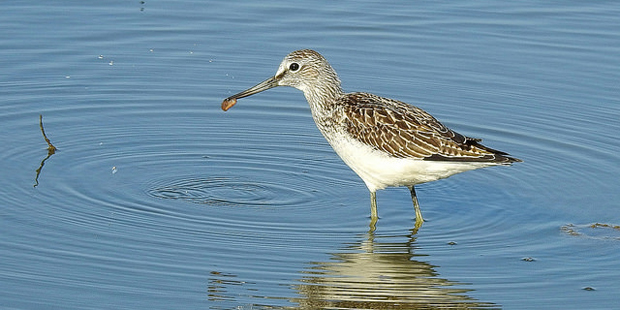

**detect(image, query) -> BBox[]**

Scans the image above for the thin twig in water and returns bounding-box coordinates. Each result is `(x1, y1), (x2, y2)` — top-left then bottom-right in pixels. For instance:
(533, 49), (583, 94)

(34, 114), (57, 187)
(40, 114), (56, 153)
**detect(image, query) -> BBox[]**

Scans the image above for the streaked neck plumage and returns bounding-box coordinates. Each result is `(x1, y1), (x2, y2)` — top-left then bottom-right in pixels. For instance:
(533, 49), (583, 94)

(300, 63), (344, 122)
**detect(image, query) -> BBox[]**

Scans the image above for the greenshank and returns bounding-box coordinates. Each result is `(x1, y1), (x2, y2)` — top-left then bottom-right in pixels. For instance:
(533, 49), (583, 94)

(222, 49), (521, 228)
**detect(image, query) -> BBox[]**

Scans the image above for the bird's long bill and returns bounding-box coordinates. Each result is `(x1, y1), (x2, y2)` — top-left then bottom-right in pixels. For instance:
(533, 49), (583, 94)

(221, 76), (278, 111)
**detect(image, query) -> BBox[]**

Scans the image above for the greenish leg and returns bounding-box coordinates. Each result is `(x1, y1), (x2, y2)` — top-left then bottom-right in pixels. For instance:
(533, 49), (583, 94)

(408, 186), (424, 228)
(370, 191), (378, 218)
(369, 191), (378, 232)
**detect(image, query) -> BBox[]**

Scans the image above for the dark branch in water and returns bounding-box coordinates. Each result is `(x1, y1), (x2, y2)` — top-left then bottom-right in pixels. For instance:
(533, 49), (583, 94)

(40, 114), (56, 153)
(34, 114), (57, 187)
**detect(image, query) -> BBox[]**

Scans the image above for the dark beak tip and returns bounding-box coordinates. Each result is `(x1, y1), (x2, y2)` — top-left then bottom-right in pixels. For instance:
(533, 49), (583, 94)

(221, 98), (237, 111)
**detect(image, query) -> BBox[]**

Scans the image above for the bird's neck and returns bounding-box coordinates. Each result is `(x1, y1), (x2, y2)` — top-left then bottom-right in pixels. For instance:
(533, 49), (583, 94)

(302, 73), (344, 120)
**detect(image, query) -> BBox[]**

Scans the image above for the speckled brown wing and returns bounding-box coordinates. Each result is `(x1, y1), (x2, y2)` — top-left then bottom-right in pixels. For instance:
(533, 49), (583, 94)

(341, 92), (518, 163)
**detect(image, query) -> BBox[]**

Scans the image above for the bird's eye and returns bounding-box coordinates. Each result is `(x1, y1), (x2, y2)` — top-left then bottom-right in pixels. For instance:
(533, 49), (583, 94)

(289, 63), (300, 71)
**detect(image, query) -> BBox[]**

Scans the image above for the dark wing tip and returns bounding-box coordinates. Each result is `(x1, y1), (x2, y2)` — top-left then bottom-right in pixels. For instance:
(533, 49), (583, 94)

(418, 130), (522, 164)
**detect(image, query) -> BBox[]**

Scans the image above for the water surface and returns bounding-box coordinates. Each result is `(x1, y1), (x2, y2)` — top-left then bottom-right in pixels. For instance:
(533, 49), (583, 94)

(1, 1), (619, 309)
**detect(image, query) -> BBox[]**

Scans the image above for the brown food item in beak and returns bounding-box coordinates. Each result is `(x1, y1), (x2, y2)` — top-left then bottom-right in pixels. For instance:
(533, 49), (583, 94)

(221, 98), (237, 111)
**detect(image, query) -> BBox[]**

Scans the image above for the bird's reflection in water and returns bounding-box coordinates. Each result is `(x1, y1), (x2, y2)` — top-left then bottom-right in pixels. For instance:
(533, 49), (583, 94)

(291, 228), (498, 309)
(209, 226), (498, 309)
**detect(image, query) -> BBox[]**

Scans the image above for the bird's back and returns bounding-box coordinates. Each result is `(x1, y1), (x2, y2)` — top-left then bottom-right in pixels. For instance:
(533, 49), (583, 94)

(335, 92), (521, 164)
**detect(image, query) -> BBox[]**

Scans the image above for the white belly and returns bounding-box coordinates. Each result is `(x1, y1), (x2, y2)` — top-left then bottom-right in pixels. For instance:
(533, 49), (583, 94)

(325, 132), (497, 192)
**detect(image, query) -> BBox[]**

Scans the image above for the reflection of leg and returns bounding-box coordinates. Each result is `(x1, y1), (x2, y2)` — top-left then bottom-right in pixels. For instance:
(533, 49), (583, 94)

(369, 191), (378, 232)
(408, 186), (424, 228)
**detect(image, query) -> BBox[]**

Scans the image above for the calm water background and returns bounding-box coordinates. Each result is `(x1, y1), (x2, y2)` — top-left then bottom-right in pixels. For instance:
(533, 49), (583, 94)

(1, 1), (619, 309)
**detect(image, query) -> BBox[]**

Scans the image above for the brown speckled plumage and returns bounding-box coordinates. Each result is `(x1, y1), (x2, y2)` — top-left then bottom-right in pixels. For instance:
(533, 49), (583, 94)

(340, 92), (517, 162)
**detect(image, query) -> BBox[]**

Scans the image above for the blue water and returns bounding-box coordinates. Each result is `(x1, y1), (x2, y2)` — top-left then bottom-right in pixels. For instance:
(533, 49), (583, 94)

(1, 1), (619, 309)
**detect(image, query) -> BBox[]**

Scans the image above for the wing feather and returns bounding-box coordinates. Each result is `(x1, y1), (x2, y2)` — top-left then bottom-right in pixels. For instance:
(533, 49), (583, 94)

(340, 92), (520, 163)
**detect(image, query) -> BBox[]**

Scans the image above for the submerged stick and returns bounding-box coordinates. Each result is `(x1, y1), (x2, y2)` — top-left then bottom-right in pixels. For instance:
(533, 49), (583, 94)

(39, 114), (56, 154)
(34, 114), (57, 187)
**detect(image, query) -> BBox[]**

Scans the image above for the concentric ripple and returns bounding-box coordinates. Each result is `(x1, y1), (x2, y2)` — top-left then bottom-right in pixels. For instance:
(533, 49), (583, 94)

(146, 176), (313, 207)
